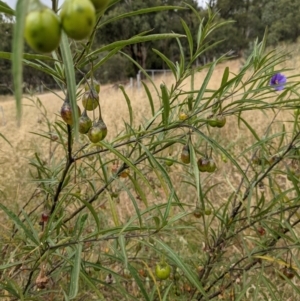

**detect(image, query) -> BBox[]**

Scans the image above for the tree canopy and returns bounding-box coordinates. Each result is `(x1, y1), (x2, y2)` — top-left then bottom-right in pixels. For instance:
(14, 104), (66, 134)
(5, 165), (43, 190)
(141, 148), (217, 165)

(0, 0), (300, 93)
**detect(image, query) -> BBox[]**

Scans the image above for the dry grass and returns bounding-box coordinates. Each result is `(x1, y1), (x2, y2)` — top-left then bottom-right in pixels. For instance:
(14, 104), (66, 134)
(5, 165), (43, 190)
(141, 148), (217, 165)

(0, 60), (236, 211)
(0, 52), (298, 214)
(1, 46), (300, 300)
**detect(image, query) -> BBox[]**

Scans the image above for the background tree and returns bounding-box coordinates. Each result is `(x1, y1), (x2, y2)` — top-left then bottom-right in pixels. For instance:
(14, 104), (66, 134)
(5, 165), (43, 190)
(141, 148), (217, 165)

(0, 13), (13, 94)
(1, 0), (300, 92)
(96, 0), (200, 77)
(261, 0), (300, 44)
(0, 13), (59, 93)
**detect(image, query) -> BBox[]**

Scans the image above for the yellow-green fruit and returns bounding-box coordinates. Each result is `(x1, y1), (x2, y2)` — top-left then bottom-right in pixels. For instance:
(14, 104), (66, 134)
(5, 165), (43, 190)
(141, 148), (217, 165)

(208, 115), (226, 128)
(221, 153), (228, 163)
(279, 267), (296, 279)
(93, 259), (101, 271)
(193, 208), (203, 218)
(82, 89), (99, 111)
(287, 166), (300, 182)
(60, 0), (96, 40)
(155, 263), (171, 280)
(79, 110), (92, 134)
(252, 156), (262, 165)
(90, 0), (110, 12)
(181, 145), (190, 164)
(179, 112), (188, 121)
(215, 115), (226, 128)
(25, 8), (61, 53)
(207, 158), (217, 173)
(205, 208), (212, 215)
(60, 99), (81, 125)
(111, 191), (119, 198)
(269, 155), (279, 165)
(119, 170), (129, 178)
(84, 79), (100, 93)
(197, 157), (209, 172)
(88, 119), (107, 143)
(207, 118), (218, 127)
(165, 157), (173, 166)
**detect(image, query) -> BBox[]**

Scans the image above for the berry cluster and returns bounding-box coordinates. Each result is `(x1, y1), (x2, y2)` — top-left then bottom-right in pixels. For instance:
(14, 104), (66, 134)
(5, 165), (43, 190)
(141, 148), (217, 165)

(24, 0), (109, 53)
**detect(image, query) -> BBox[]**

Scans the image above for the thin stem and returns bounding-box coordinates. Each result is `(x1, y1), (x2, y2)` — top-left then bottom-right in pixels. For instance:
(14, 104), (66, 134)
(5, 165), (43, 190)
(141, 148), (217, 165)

(51, 0), (57, 12)
(50, 125), (73, 215)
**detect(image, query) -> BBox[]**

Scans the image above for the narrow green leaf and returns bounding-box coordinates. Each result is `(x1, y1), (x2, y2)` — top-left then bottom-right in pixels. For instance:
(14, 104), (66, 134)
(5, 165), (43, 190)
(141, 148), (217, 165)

(180, 18), (193, 58)
(119, 85), (133, 128)
(0, 51), (57, 61)
(278, 124), (286, 149)
(127, 264), (150, 301)
(108, 193), (120, 227)
(192, 127), (250, 184)
(176, 37), (185, 77)
(152, 48), (177, 78)
(100, 141), (153, 193)
(118, 235), (128, 268)
(0, 259), (33, 270)
(0, 203), (38, 245)
(0, 133), (12, 147)
(196, 20), (204, 49)
(162, 283), (173, 301)
(98, 152), (109, 184)
(21, 210), (40, 245)
(117, 175), (143, 227)
(260, 274), (280, 300)
(0, 1), (15, 15)
(79, 193), (101, 232)
(189, 143), (202, 206)
(162, 189), (174, 224)
(188, 95), (193, 111)
(12, 0), (29, 123)
(154, 239), (208, 298)
(142, 81), (155, 116)
(87, 33), (185, 59)
(120, 51), (159, 96)
(128, 174), (148, 207)
(69, 243), (82, 299)
(76, 213), (88, 238)
(99, 6), (184, 28)
(79, 270), (105, 299)
(139, 143), (181, 206)
(22, 59), (63, 82)
(161, 83), (170, 126)
(60, 32), (78, 135)
(0, 279), (23, 299)
(81, 46), (122, 72)
(63, 290), (70, 301)
(220, 66), (229, 89)
(238, 116), (260, 141)
(194, 60), (217, 109)
(184, 2), (201, 23)
(218, 67), (230, 100)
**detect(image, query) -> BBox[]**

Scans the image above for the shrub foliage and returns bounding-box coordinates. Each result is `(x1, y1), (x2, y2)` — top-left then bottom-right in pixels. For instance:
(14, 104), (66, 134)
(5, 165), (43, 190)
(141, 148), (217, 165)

(1, 1), (300, 300)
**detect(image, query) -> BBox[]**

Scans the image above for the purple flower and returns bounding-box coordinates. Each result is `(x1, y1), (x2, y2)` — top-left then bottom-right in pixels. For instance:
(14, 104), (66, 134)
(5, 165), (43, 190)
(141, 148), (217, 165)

(270, 73), (286, 91)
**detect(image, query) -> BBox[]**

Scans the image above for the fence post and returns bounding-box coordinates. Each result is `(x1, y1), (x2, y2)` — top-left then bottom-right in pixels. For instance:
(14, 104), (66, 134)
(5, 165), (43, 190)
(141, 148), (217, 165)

(39, 84), (44, 94)
(130, 77), (133, 88)
(0, 106), (6, 126)
(137, 72), (141, 90)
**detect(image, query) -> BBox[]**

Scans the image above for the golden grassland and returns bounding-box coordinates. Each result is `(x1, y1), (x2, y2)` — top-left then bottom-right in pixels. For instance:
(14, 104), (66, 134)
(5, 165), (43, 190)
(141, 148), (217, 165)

(0, 47), (299, 219)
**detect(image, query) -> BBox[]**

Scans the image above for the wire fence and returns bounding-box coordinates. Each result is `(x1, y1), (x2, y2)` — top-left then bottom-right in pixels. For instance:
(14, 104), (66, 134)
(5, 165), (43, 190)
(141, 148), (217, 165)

(136, 69), (172, 89)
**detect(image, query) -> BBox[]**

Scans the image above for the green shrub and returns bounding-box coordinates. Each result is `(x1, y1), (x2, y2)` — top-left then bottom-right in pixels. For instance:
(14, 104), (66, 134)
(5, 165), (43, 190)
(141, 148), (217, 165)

(1, 1), (300, 300)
